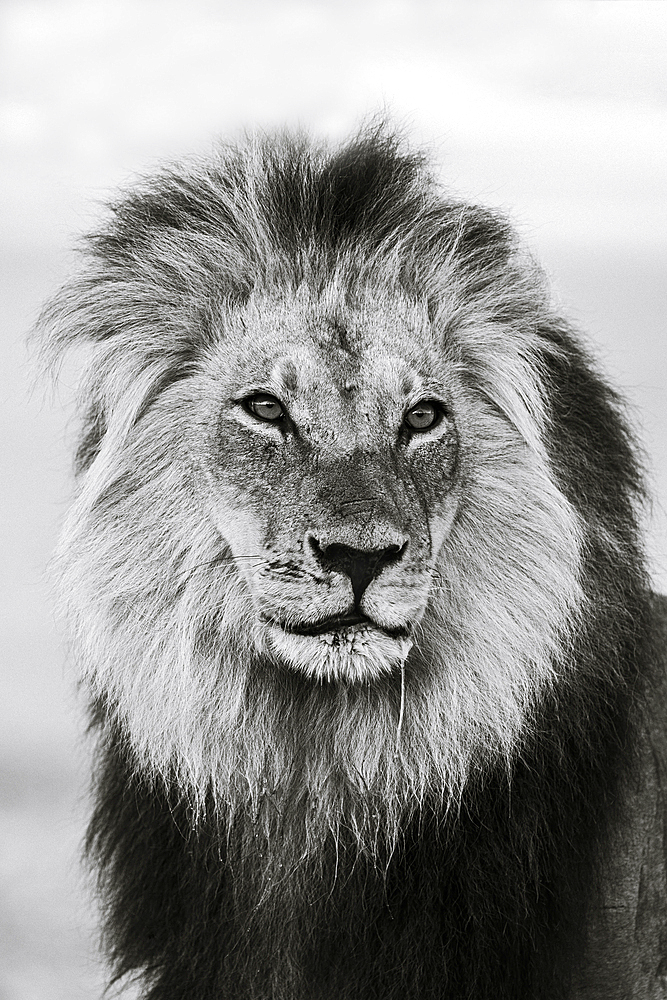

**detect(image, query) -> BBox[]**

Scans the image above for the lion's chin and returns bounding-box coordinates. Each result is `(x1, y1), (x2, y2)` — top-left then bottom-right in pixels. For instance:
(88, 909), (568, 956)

(263, 622), (414, 683)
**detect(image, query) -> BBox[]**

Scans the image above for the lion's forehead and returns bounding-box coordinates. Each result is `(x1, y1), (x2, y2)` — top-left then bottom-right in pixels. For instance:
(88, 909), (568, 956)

(228, 289), (445, 411)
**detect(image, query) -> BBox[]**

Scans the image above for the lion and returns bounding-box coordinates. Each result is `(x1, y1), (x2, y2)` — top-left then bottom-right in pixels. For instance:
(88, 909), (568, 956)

(40, 127), (667, 999)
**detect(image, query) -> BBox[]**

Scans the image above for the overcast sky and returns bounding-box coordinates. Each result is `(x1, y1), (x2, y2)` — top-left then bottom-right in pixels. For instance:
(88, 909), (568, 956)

(2, 0), (667, 253)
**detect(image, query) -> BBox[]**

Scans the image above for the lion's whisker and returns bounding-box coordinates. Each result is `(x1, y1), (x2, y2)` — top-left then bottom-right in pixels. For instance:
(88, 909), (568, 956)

(396, 660), (406, 748)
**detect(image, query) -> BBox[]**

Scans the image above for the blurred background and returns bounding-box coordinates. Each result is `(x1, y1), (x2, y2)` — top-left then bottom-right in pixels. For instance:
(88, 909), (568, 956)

(1, 1), (666, 996)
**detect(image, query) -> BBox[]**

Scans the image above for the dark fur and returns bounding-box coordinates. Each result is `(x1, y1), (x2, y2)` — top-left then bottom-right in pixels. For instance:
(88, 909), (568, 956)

(45, 128), (652, 998)
(90, 643), (648, 1000)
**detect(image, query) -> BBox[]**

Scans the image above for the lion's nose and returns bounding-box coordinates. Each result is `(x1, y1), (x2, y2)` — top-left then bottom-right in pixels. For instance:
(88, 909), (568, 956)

(307, 537), (407, 604)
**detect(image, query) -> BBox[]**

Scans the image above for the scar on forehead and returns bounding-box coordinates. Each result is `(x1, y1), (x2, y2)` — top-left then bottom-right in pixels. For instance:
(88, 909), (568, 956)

(272, 358), (299, 394)
(401, 370), (419, 395)
(320, 317), (359, 357)
(368, 356), (423, 400)
(335, 322), (354, 355)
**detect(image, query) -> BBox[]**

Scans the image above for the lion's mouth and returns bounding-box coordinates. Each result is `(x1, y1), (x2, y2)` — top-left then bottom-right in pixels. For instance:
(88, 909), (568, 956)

(261, 612), (414, 681)
(277, 613), (409, 640)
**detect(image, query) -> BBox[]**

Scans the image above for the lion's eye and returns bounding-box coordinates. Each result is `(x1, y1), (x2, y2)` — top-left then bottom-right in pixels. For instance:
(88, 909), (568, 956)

(404, 400), (441, 432)
(244, 394), (285, 422)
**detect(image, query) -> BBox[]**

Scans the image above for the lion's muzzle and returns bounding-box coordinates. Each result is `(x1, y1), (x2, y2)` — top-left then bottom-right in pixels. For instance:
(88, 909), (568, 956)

(306, 535), (409, 605)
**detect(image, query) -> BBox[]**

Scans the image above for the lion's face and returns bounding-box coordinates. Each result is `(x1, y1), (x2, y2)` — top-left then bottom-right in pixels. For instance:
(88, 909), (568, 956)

(56, 269), (584, 826)
(193, 288), (459, 683)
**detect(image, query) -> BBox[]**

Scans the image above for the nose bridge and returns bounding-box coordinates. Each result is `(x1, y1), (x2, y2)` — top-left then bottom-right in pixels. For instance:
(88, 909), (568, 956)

(312, 449), (407, 551)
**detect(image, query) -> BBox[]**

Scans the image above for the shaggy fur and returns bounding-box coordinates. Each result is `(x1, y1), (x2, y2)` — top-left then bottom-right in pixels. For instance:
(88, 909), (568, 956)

(40, 127), (652, 999)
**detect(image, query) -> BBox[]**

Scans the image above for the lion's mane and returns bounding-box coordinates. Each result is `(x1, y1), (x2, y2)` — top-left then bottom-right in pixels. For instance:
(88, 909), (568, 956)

(41, 128), (653, 999)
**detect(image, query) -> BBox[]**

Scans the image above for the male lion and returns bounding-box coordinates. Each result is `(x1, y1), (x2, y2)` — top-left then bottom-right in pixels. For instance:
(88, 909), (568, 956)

(41, 128), (667, 999)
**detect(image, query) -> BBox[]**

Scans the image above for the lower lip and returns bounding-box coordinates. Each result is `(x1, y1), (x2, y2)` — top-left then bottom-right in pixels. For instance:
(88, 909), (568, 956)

(263, 621), (414, 681)
(287, 623), (411, 647)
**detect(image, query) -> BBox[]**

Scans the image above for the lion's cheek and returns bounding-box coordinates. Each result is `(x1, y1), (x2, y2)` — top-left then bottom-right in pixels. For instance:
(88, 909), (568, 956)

(359, 560), (437, 626)
(405, 423), (459, 501)
(206, 494), (262, 555)
(202, 413), (291, 502)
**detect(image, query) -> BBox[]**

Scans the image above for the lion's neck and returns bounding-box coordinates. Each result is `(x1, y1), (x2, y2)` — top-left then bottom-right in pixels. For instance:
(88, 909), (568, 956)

(87, 721), (623, 1000)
